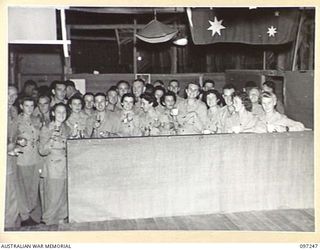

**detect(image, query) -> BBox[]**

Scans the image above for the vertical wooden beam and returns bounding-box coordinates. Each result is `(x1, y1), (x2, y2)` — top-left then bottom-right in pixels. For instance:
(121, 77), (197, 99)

(170, 46), (177, 73)
(60, 8), (69, 58)
(115, 29), (121, 65)
(133, 18), (137, 74)
(206, 53), (212, 72)
(9, 51), (15, 85)
(64, 24), (72, 78)
(308, 21), (314, 70)
(292, 11), (304, 71)
(277, 52), (286, 71)
(262, 51), (267, 70)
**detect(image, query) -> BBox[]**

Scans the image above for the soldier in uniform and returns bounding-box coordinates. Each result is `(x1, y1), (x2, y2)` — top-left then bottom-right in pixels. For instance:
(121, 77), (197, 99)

(12, 96), (41, 226)
(39, 103), (71, 225)
(50, 80), (67, 107)
(83, 92), (95, 118)
(132, 79), (146, 114)
(91, 93), (118, 138)
(176, 82), (207, 135)
(33, 94), (51, 128)
(5, 85), (19, 228)
(106, 86), (121, 112)
(262, 80), (285, 114)
(116, 80), (130, 110)
(220, 84), (236, 133)
(254, 92), (305, 133)
(248, 87), (264, 117)
(167, 79), (184, 106)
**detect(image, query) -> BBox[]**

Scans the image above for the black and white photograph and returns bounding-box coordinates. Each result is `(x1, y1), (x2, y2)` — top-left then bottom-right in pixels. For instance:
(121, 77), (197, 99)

(4, 5), (315, 235)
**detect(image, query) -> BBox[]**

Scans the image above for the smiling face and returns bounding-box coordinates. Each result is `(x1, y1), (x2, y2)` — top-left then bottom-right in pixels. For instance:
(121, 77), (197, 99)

(132, 81), (144, 98)
(168, 81), (180, 94)
(186, 83), (200, 99)
(117, 82), (130, 97)
(223, 88), (235, 106)
(249, 88), (260, 104)
(54, 105), (67, 123)
(94, 95), (106, 112)
(154, 89), (164, 103)
(84, 95), (94, 110)
(261, 96), (276, 113)
(107, 90), (118, 105)
(164, 95), (175, 110)
(206, 93), (218, 108)
(122, 96), (135, 111)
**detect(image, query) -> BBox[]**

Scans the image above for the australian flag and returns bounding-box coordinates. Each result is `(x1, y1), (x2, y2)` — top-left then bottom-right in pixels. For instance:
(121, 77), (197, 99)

(188, 7), (301, 45)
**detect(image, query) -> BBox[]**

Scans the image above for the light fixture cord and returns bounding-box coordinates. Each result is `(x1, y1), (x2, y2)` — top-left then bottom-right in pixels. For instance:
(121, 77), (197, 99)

(154, 9), (157, 20)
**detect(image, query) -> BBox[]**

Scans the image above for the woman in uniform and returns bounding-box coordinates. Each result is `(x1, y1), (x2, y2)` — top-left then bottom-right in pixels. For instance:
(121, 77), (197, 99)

(39, 103), (71, 225)
(158, 91), (178, 135)
(66, 94), (92, 138)
(139, 93), (161, 136)
(224, 91), (257, 133)
(113, 93), (142, 137)
(202, 89), (223, 134)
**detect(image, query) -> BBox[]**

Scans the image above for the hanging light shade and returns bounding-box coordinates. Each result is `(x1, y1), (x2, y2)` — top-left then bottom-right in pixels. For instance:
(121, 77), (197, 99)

(136, 19), (178, 43)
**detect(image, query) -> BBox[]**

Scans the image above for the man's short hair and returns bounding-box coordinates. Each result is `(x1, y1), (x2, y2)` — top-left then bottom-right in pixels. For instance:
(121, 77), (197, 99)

(23, 80), (37, 88)
(133, 78), (145, 85)
(116, 80), (130, 88)
(83, 92), (94, 99)
(187, 82), (201, 89)
(94, 92), (106, 99)
(121, 93), (136, 104)
(222, 83), (236, 91)
(169, 79), (180, 86)
(203, 79), (215, 87)
(38, 94), (52, 103)
(107, 86), (118, 94)
(65, 80), (75, 88)
(50, 80), (66, 91)
(262, 80), (276, 92)
(19, 96), (36, 106)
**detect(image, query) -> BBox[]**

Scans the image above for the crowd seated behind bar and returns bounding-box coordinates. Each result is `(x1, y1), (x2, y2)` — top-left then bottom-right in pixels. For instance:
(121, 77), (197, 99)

(6, 78), (307, 228)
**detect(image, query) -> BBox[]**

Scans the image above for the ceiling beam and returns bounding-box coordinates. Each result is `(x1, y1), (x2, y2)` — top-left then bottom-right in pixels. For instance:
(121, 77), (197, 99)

(69, 7), (185, 14)
(71, 36), (116, 41)
(68, 24), (185, 30)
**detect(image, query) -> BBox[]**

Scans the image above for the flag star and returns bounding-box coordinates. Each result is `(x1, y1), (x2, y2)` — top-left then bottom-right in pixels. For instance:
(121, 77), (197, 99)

(208, 17), (226, 37)
(267, 26), (277, 37)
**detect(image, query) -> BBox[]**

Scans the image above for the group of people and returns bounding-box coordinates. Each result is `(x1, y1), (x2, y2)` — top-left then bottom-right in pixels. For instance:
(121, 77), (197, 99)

(6, 77), (306, 228)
